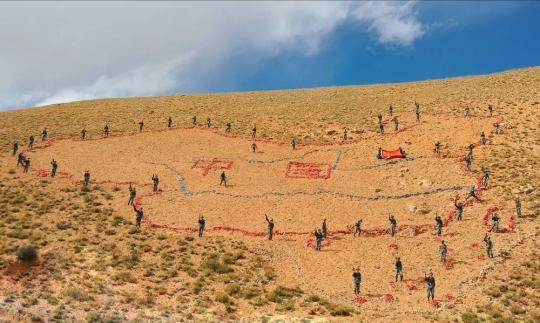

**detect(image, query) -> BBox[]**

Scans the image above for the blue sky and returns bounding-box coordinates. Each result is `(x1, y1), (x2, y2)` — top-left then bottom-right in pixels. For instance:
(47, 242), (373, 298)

(0, 1), (539, 110)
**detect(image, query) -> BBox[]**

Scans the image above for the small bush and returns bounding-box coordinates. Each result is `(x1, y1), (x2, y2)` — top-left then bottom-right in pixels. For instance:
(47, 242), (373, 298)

(16, 245), (38, 262)
(461, 309), (480, 323)
(215, 292), (233, 305)
(330, 305), (354, 316)
(225, 283), (241, 296)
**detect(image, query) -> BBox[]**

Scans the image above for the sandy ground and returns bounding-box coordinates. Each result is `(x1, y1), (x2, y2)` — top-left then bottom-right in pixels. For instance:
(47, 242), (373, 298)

(23, 111), (518, 314)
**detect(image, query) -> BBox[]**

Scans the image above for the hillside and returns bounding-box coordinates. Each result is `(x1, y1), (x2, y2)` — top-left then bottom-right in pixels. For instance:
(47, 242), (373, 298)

(0, 67), (539, 322)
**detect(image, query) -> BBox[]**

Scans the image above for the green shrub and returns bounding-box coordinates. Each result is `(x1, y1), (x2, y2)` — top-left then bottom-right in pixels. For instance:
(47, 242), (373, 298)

(16, 245), (38, 262)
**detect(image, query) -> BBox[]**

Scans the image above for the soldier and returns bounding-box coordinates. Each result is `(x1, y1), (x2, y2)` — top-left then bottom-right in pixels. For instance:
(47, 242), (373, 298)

(378, 122), (384, 134)
(482, 167), (489, 188)
(389, 105), (393, 116)
(489, 213), (500, 233)
(480, 132), (486, 145)
(41, 128), (48, 141)
(415, 102), (421, 122)
(464, 153), (472, 171)
(265, 214), (274, 241)
(488, 105), (493, 116)
(128, 186), (136, 205)
(454, 198), (464, 221)
(439, 240), (448, 262)
(394, 117), (399, 131)
(395, 257), (403, 282)
(464, 107), (470, 117)
(133, 204), (144, 228)
(138, 121), (144, 132)
(104, 125), (109, 137)
(80, 128), (87, 140)
(343, 128), (348, 141)
(493, 122), (501, 134)
(515, 196), (522, 220)
(17, 153), (25, 167)
(322, 218), (328, 238)
(353, 267), (362, 295)
(206, 117), (211, 128)
(314, 228), (323, 251)
(220, 171), (227, 187)
(198, 215), (206, 237)
(23, 157), (30, 173)
(252, 126), (257, 138)
(467, 144), (474, 160)
(12, 142), (19, 156)
(28, 135), (34, 148)
(377, 147), (383, 159)
(251, 142), (257, 153)
(290, 138), (296, 150)
(192, 116), (197, 125)
(83, 170), (90, 186)
(425, 271), (436, 301)
(152, 174), (159, 192)
(467, 186), (481, 201)
(435, 214), (443, 236)
(377, 114), (383, 125)
(353, 219), (362, 237)
(225, 123), (232, 132)
(50, 159), (58, 177)
(168, 116), (173, 128)
(388, 215), (397, 236)
(434, 141), (441, 154)
(483, 234), (494, 258)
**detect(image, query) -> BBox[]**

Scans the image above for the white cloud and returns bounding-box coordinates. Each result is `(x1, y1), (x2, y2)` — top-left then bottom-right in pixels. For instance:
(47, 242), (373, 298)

(0, 1), (426, 110)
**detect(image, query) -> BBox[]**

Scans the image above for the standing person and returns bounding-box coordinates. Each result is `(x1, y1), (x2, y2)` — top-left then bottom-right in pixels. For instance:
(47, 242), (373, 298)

(80, 128), (87, 140)
(439, 240), (448, 263)
(252, 126), (257, 138)
(394, 117), (399, 132)
(104, 124), (109, 137)
(435, 215), (443, 236)
(353, 219), (363, 237)
(41, 128), (48, 141)
(28, 135), (34, 148)
(377, 114), (383, 125)
(480, 132), (486, 145)
(482, 167), (489, 188)
(488, 105), (493, 116)
(23, 157), (31, 173)
(17, 153), (25, 167)
(454, 198), (464, 221)
(220, 171), (227, 187)
(192, 116), (197, 125)
(322, 218), (328, 238)
(464, 107), (470, 117)
(489, 213), (500, 233)
(515, 196), (522, 221)
(493, 122), (501, 134)
(50, 159), (58, 177)
(168, 116), (173, 128)
(464, 153), (472, 171)
(128, 186), (136, 205)
(264, 214), (274, 241)
(388, 215), (397, 236)
(206, 117), (211, 128)
(290, 138), (296, 150)
(467, 186), (481, 201)
(467, 144), (474, 160)
(225, 123), (232, 132)
(152, 174), (159, 192)
(133, 204), (144, 228)
(12, 142), (19, 156)
(343, 128), (348, 141)
(395, 257), (403, 282)
(138, 120), (144, 132)
(198, 215), (206, 238)
(353, 267), (362, 295)
(389, 105), (393, 116)
(425, 271), (436, 301)
(314, 228), (323, 251)
(378, 122), (384, 134)
(415, 102), (421, 122)
(434, 141), (441, 154)
(83, 170), (90, 186)
(483, 234), (494, 258)
(251, 142), (257, 153)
